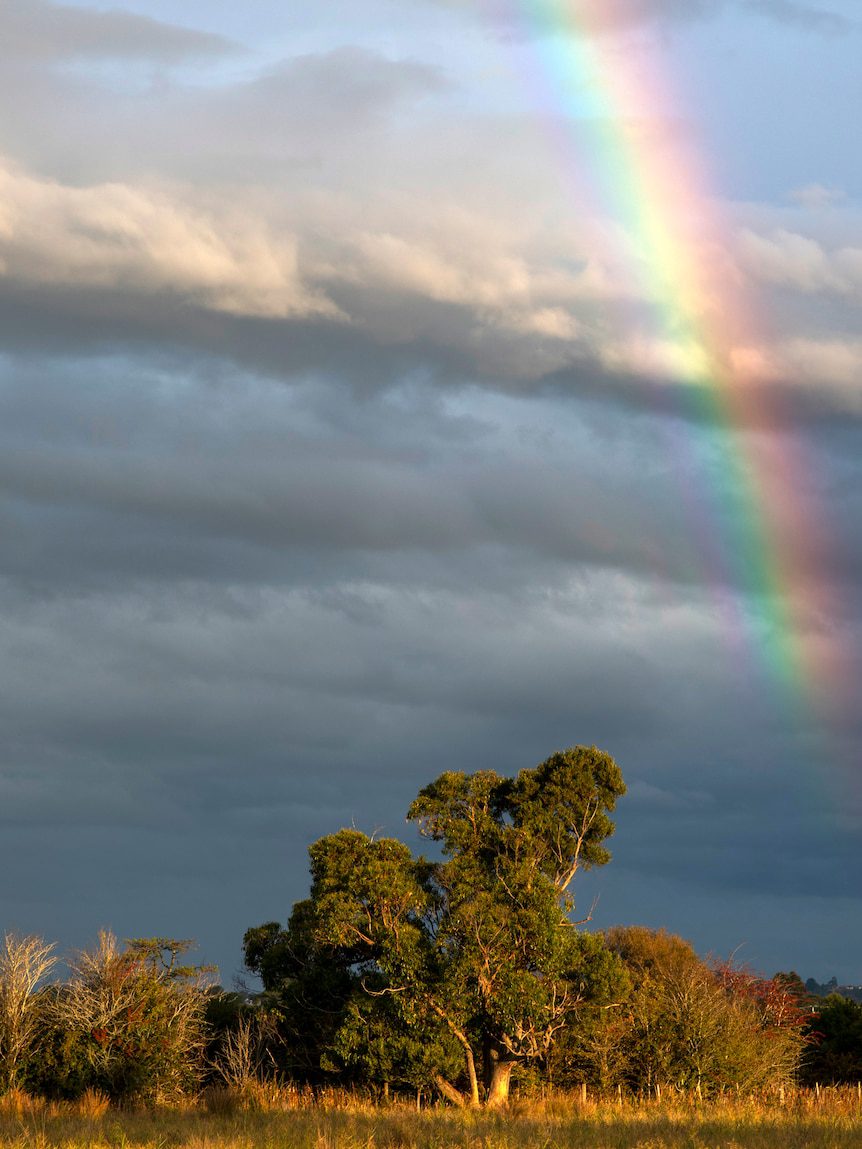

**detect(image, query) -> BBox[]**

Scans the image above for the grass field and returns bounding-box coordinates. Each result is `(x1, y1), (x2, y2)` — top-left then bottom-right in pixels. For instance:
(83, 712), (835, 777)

(1, 1089), (861, 1149)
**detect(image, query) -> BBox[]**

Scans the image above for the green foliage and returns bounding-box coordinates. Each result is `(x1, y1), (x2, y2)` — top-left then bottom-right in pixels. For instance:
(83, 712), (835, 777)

(323, 992), (462, 1091)
(27, 932), (212, 1103)
(242, 902), (358, 1082)
(243, 923), (298, 993)
(803, 994), (862, 1084)
(406, 748), (626, 1080)
(555, 927), (807, 1095)
(246, 746), (627, 1106)
(19, 992), (94, 1100)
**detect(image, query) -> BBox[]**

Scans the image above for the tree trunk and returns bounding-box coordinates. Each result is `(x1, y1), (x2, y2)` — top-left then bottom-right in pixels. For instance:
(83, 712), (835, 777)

(427, 998), (480, 1107)
(465, 1044), (481, 1107)
(434, 1043), (482, 1109)
(486, 1059), (515, 1109)
(435, 1075), (468, 1108)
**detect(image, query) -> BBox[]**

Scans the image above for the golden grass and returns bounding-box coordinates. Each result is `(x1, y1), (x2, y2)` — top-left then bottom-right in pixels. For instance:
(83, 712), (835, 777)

(0, 1088), (860, 1149)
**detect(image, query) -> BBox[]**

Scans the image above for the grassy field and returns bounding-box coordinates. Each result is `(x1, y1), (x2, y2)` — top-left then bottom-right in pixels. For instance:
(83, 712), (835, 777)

(1, 1089), (860, 1149)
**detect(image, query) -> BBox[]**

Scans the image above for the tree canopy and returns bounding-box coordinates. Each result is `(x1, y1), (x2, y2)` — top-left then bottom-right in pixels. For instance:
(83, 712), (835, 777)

(244, 746), (627, 1107)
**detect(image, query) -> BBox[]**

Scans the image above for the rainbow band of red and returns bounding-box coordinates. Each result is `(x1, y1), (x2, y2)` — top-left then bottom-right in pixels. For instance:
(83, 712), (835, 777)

(492, 0), (851, 730)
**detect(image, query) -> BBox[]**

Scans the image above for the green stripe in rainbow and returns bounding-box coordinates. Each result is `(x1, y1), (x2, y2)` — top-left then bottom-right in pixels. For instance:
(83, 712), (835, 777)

(492, 0), (851, 729)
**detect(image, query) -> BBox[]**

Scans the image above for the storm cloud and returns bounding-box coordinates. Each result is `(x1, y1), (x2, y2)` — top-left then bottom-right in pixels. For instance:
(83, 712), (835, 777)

(0, 0), (860, 986)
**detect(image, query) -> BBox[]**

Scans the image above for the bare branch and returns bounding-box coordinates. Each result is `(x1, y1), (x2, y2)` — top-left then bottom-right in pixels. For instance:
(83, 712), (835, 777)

(0, 933), (57, 1091)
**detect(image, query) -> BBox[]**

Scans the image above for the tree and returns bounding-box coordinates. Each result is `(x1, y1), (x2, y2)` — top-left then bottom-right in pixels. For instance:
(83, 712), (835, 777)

(588, 928), (808, 1096)
(321, 990), (464, 1098)
(712, 962), (811, 1088)
(246, 746), (626, 1107)
(0, 933), (57, 1092)
(45, 932), (212, 1102)
(243, 908), (359, 1083)
(802, 994), (862, 1084)
(601, 928), (708, 1093)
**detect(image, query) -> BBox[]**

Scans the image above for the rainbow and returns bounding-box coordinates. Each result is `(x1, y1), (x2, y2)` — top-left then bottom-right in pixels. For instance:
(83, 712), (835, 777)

(494, 3), (853, 751)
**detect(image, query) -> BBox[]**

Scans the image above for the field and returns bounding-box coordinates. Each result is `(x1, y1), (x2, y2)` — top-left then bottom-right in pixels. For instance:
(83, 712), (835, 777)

(1, 1089), (861, 1149)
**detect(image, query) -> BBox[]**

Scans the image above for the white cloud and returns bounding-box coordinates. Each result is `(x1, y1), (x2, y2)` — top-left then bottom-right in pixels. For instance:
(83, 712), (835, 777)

(598, 334), (714, 384)
(2, 156), (861, 412)
(789, 184), (847, 210)
(0, 161), (338, 320)
(730, 336), (862, 400)
(781, 337), (862, 392)
(738, 228), (862, 299)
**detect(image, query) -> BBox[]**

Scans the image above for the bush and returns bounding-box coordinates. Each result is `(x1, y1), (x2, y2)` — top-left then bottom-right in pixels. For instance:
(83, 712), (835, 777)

(30, 932), (212, 1103)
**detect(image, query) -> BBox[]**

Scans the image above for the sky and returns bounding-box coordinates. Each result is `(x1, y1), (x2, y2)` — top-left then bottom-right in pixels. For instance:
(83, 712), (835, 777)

(0, 0), (860, 987)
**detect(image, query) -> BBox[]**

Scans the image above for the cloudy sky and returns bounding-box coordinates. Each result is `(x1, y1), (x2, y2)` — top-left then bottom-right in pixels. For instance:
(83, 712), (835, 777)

(1, 0), (860, 986)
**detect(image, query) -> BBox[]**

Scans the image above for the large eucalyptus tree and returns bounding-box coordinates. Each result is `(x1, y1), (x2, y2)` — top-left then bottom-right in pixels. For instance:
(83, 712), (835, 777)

(245, 746), (626, 1107)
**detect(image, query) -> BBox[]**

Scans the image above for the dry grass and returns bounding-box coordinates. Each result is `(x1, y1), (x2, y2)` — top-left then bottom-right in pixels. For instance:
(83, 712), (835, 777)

(0, 1088), (860, 1149)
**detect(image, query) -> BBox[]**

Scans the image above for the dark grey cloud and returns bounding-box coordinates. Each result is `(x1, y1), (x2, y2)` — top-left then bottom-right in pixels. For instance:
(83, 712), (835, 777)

(3, 348), (861, 608)
(568, 0), (724, 32)
(236, 47), (448, 131)
(0, 0), (859, 988)
(132, 48), (450, 181)
(1, 528), (858, 979)
(0, 0), (236, 62)
(618, 765), (859, 900)
(0, 34), (447, 183)
(432, 0), (724, 34)
(438, 0), (852, 35)
(744, 0), (854, 33)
